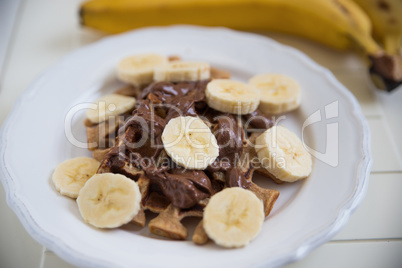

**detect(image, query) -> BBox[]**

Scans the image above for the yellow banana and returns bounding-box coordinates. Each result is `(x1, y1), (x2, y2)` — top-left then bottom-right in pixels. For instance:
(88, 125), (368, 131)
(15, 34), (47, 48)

(80, 0), (402, 91)
(80, 0), (378, 52)
(353, 0), (402, 55)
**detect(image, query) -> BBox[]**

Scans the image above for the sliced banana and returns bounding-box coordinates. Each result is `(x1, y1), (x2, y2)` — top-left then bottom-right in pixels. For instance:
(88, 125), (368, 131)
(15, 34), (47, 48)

(153, 61), (210, 82)
(255, 125), (312, 182)
(161, 116), (219, 170)
(203, 187), (264, 248)
(77, 173), (141, 228)
(86, 94), (136, 124)
(117, 53), (168, 86)
(205, 79), (260, 115)
(52, 157), (100, 198)
(249, 73), (301, 114)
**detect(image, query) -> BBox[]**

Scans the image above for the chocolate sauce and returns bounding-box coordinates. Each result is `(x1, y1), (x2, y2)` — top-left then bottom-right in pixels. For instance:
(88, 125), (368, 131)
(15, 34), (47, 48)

(213, 114), (244, 166)
(146, 168), (212, 209)
(121, 100), (166, 160)
(243, 109), (274, 130)
(140, 80), (207, 121)
(225, 168), (252, 189)
(102, 100), (166, 176)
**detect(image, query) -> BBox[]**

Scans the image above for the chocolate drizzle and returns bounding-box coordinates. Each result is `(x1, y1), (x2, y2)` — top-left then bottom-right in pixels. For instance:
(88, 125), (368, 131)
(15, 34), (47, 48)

(243, 109), (274, 130)
(146, 168), (212, 209)
(122, 100), (166, 161)
(214, 114), (244, 165)
(140, 80), (207, 121)
(225, 168), (252, 189)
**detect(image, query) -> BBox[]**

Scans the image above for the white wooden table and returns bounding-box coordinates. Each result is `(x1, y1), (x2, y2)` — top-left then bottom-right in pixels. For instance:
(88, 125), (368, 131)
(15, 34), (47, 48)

(1, 1), (401, 267)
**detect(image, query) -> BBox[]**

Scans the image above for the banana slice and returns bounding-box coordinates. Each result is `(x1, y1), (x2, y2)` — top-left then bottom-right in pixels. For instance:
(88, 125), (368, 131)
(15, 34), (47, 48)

(153, 61), (210, 82)
(205, 79), (260, 115)
(77, 173), (141, 228)
(161, 116), (219, 170)
(249, 73), (301, 114)
(203, 187), (264, 248)
(86, 94), (136, 124)
(52, 157), (100, 198)
(255, 126), (312, 182)
(117, 53), (168, 86)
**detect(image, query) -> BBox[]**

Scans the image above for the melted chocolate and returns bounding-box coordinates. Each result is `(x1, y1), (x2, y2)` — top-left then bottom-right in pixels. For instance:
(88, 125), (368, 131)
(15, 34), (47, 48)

(122, 100), (166, 161)
(146, 168), (212, 209)
(213, 114), (244, 165)
(102, 100), (166, 176)
(243, 109), (274, 130)
(225, 168), (252, 189)
(140, 80), (207, 121)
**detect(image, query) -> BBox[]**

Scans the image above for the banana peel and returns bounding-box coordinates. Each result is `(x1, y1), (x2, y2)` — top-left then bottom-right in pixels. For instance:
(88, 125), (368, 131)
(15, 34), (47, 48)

(79, 0), (402, 92)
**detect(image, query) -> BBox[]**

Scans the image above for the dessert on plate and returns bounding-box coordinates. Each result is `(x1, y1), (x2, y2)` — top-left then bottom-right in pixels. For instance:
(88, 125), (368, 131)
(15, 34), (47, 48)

(52, 53), (312, 248)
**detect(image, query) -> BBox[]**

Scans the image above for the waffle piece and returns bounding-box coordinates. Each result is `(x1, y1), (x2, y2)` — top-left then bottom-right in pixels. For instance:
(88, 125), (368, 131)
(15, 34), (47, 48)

(114, 84), (142, 98)
(92, 148), (111, 162)
(192, 220), (209, 245)
(148, 199), (208, 240)
(210, 67), (231, 79)
(130, 175), (151, 227)
(86, 117), (124, 151)
(240, 133), (280, 216)
(148, 205), (188, 240)
(249, 182), (279, 217)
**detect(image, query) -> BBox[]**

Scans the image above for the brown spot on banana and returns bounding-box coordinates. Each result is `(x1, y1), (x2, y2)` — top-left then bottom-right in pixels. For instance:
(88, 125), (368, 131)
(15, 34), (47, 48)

(377, 0), (390, 11)
(388, 18), (397, 25)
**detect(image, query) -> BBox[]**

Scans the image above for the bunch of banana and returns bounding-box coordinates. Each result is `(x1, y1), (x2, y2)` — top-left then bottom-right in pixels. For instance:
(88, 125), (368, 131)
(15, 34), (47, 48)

(80, 0), (402, 91)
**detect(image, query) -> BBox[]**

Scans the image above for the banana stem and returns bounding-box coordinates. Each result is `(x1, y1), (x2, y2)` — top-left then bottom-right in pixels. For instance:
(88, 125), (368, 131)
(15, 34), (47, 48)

(369, 53), (402, 92)
(349, 32), (402, 92)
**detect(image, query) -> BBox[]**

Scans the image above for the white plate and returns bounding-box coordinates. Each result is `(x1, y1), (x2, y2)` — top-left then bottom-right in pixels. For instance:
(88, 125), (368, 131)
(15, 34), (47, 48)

(0, 26), (372, 268)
